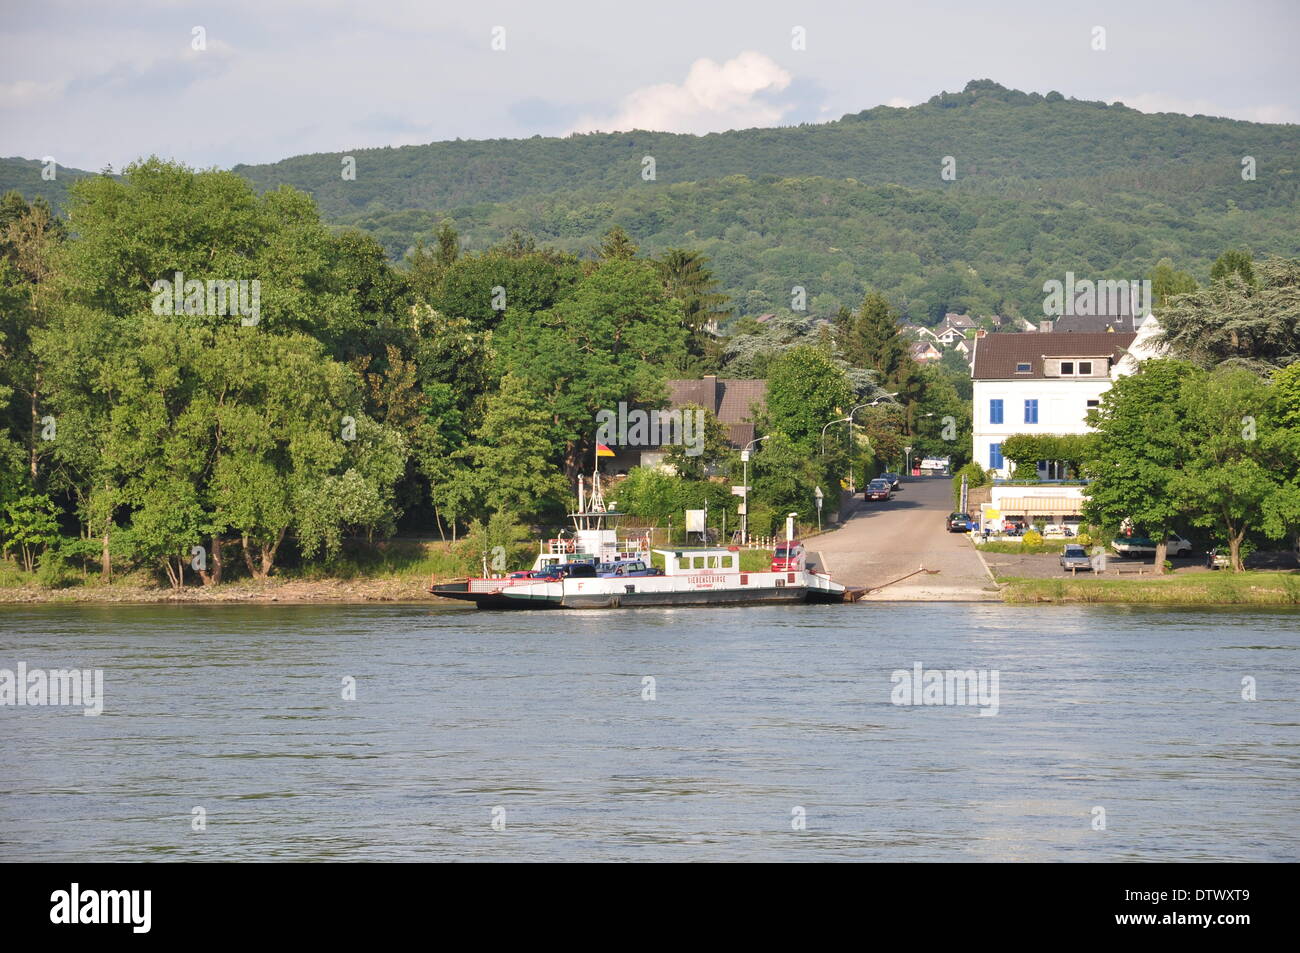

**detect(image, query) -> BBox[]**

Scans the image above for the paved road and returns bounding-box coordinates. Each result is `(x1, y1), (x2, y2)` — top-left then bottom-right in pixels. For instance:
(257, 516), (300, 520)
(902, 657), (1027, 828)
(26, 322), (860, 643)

(812, 476), (999, 601)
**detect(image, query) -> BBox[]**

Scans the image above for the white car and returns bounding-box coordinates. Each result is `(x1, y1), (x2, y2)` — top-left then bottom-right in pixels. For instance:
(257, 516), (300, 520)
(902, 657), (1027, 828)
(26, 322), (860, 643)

(1111, 533), (1193, 558)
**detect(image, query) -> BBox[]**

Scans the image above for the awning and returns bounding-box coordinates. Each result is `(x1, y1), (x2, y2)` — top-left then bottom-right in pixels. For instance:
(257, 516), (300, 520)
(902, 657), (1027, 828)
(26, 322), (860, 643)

(996, 496), (1084, 515)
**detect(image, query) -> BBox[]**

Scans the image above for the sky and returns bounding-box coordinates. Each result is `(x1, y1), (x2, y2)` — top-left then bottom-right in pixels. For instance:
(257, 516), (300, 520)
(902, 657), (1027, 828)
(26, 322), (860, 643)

(2, 0), (1298, 172)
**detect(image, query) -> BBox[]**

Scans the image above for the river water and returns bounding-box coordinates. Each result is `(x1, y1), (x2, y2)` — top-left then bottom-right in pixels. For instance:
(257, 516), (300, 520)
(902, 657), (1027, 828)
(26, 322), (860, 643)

(1, 602), (1295, 862)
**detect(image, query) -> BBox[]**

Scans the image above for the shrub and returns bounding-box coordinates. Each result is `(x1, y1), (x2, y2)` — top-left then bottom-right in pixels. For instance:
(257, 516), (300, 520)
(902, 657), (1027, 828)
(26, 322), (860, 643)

(951, 461), (987, 507)
(1022, 530), (1044, 546)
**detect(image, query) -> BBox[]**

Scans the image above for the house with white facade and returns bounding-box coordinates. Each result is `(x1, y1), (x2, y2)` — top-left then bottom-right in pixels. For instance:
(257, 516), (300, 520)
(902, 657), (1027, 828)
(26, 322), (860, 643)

(970, 328), (1139, 480)
(934, 313), (976, 346)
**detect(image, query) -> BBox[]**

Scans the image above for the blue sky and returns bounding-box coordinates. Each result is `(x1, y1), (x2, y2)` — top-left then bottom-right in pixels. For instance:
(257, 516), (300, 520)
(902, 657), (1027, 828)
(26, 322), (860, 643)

(2, 0), (1297, 171)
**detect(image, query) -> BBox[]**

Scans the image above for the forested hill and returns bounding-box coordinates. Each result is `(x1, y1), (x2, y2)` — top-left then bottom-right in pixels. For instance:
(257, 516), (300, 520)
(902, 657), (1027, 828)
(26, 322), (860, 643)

(3, 80), (1297, 320)
(229, 79), (1298, 219)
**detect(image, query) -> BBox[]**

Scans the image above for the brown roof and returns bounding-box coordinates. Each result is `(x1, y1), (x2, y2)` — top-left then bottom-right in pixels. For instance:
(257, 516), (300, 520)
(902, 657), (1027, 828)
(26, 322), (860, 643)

(1054, 313), (1143, 333)
(972, 332), (1137, 380)
(666, 376), (767, 448)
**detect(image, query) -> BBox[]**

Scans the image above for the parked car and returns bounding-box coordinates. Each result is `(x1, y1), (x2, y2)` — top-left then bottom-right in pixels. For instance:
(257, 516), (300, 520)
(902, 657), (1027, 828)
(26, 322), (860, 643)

(596, 559), (659, 577)
(879, 472), (901, 489)
(1111, 533), (1193, 558)
(864, 480), (892, 501)
(1206, 548), (1231, 570)
(1059, 544), (1092, 572)
(947, 512), (973, 533)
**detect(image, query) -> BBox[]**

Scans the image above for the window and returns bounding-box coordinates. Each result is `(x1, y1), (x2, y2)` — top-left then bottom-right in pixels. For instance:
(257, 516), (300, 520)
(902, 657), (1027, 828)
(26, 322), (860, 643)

(1015, 362), (1032, 373)
(707, 556), (719, 569)
(1086, 399), (1100, 409)
(1078, 361), (1093, 375)
(989, 399), (1004, 424)
(1024, 399), (1038, 424)
(989, 443), (1004, 470)
(1060, 361), (1074, 375)
(722, 556), (734, 569)
(692, 556), (705, 569)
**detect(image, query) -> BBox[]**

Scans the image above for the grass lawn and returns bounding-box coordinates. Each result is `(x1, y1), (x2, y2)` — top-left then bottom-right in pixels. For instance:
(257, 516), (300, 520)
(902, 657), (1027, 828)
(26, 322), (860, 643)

(998, 571), (1300, 605)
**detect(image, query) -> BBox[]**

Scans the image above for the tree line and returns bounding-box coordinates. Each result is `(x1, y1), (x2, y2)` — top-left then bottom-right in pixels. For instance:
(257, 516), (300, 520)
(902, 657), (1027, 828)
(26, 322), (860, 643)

(0, 160), (965, 586)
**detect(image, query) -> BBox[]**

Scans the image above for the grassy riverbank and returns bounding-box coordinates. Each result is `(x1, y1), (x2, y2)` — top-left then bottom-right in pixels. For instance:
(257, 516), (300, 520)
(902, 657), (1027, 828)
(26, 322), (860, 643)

(0, 544), (779, 604)
(998, 571), (1300, 605)
(0, 539), (466, 604)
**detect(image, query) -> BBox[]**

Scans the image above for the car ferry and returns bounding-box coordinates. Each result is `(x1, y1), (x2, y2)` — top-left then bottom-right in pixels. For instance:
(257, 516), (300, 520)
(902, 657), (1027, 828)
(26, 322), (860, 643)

(430, 471), (860, 610)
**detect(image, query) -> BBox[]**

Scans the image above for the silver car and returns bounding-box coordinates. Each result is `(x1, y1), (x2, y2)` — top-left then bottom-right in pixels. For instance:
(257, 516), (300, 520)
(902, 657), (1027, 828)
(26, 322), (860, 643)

(1059, 544), (1092, 572)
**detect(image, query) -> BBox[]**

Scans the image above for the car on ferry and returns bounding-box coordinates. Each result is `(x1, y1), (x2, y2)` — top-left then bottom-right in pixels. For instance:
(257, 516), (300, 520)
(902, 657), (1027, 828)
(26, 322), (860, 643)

(595, 558), (660, 577)
(770, 540), (806, 571)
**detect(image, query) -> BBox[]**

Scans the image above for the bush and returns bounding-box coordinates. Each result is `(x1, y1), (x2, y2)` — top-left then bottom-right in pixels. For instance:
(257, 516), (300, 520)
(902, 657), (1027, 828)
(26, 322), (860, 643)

(1022, 530), (1044, 546)
(1075, 532), (1093, 546)
(951, 461), (987, 507)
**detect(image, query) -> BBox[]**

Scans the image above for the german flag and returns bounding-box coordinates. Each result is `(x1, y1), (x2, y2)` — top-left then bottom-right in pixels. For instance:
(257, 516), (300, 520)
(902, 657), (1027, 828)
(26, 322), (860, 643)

(596, 443), (616, 457)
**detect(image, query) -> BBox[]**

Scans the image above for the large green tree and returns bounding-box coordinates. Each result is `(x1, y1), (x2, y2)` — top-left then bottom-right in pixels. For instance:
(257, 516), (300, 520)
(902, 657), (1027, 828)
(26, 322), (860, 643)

(1159, 256), (1300, 373)
(1082, 359), (1196, 572)
(494, 259), (687, 481)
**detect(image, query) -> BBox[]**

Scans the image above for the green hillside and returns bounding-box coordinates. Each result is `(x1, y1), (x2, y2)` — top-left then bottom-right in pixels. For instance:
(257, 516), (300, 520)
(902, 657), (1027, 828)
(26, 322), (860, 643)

(4, 79), (1297, 319)
(228, 80), (1298, 221)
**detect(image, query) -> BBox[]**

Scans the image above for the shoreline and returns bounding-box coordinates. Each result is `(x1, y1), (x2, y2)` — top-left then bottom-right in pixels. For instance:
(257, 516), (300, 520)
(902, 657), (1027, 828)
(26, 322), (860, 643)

(3, 571), (1299, 607)
(0, 576), (450, 606)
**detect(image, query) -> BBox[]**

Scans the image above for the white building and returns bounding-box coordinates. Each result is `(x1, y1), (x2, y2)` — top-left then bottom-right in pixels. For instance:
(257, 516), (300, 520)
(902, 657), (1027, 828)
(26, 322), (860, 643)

(969, 318), (1163, 480)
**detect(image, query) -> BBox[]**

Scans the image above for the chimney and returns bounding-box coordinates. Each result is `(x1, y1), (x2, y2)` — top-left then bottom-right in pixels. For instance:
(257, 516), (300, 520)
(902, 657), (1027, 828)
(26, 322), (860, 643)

(703, 374), (719, 412)
(1038, 320), (1053, 333)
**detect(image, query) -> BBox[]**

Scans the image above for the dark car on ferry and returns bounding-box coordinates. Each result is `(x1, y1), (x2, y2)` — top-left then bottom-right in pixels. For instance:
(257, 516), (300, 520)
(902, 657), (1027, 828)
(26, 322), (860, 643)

(535, 562), (598, 580)
(595, 559), (660, 577)
(864, 479), (892, 501)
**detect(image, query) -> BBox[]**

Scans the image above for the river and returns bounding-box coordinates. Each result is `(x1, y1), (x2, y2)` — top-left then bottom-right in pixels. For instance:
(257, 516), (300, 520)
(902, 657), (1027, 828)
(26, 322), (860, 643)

(1, 602), (1295, 861)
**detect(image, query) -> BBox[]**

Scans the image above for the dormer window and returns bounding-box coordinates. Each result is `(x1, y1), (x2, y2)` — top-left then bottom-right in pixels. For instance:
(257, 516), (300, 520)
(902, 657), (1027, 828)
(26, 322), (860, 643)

(1015, 362), (1031, 373)
(1078, 361), (1093, 375)
(1060, 361), (1074, 374)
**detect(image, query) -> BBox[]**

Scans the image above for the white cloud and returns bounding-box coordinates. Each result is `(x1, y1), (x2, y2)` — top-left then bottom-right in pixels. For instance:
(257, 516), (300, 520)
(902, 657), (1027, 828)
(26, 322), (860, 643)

(0, 79), (64, 108)
(1111, 92), (1298, 124)
(569, 51), (792, 135)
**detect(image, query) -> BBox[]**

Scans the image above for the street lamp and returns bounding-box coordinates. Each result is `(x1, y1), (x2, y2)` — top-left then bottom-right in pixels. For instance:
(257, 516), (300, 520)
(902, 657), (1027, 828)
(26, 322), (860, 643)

(821, 416), (852, 455)
(844, 392), (899, 488)
(740, 435), (770, 545)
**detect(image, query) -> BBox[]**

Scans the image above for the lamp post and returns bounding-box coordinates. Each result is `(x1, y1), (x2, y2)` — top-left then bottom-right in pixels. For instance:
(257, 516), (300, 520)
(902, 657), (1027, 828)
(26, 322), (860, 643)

(820, 416), (852, 456)
(844, 392), (898, 488)
(740, 435), (770, 545)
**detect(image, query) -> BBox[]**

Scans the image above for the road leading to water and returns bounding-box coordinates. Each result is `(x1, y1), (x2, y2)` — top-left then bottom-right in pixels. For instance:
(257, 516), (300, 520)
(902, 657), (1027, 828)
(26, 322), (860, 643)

(813, 475), (998, 601)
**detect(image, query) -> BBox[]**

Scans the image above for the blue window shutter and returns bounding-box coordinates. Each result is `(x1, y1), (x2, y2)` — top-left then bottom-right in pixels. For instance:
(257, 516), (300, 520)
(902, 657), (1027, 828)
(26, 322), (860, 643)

(990, 443), (1003, 469)
(990, 399), (1003, 424)
(1024, 399), (1038, 424)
